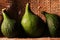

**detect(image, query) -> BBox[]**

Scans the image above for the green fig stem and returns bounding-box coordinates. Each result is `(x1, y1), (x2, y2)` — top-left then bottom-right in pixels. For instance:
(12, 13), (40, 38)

(25, 3), (29, 13)
(2, 8), (8, 19)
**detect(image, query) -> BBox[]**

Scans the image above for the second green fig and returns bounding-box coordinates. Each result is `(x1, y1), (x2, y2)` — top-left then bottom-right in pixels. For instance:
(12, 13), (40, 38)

(21, 3), (46, 37)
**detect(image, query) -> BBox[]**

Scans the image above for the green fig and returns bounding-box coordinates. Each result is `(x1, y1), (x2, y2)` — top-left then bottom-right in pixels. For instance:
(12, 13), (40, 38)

(42, 11), (60, 37)
(21, 3), (45, 37)
(1, 8), (19, 38)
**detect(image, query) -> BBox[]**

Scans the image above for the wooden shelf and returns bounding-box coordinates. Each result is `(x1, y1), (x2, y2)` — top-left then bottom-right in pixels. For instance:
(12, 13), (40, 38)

(0, 37), (60, 40)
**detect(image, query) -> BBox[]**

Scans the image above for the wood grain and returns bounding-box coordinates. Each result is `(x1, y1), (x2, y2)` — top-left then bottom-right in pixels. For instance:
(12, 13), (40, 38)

(0, 38), (50, 40)
(0, 38), (60, 40)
